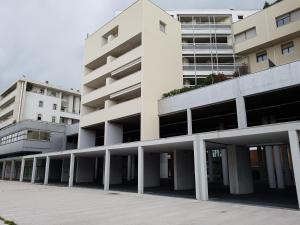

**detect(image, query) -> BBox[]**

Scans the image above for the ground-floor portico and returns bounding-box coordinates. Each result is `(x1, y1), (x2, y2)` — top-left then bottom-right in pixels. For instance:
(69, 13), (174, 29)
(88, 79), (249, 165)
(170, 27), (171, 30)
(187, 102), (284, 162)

(1, 121), (300, 210)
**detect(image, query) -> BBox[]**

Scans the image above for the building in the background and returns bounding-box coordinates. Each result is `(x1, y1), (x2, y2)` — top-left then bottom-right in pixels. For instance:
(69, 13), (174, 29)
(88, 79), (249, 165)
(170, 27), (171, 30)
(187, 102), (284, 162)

(0, 77), (81, 130)
(233, 0), (300, 73)
(167, 9), (257, 86)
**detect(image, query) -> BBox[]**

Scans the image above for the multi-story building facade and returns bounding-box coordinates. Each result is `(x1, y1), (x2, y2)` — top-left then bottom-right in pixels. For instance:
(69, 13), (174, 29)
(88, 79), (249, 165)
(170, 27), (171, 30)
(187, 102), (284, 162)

(1, 0), (300, 211)
(0, 78), (81, 130)
(168, 10), (257, 86)
(233, 0), (300, 73)
(79, 0), (182, 147)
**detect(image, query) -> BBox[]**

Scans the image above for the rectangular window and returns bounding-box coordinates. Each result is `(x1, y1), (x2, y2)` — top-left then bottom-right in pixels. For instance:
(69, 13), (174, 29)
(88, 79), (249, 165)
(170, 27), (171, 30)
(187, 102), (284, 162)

(234, 27), (256, 44)
(276, 13), (291, 27)
(27, 130), (39, 140)
(159, 21), (166, 33)
(256, 51), (268, 63)
(238, 15), (244, 20)
(38, 100), (43, 107)
(281, 41), (294, 55)
(37, 114), (42, 120)
(53, 104), (57, 110)
(52, 116), (56, 123)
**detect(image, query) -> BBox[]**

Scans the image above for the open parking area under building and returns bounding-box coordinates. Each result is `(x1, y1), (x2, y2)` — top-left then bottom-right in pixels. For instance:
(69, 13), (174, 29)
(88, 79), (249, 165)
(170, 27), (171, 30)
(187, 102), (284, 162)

(0, 181), (300, 225)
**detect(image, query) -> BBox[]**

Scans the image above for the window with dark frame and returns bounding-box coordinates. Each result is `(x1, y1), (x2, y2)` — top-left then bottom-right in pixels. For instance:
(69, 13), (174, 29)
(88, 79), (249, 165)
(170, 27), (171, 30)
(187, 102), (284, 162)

(53, 103), (57, 110)
(38, 100), (43, 107)
(37, 114), (42, 120)
(159, 20), (166, 33)
(281, 41), (294, 55)
(52, 116), (56, 123)
(256, 51), (268, 63)
(276, 13), (291, 27)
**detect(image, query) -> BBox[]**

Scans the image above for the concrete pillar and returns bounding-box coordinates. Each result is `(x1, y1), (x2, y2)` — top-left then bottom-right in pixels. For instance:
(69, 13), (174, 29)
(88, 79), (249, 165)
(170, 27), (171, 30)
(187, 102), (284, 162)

(283, 146), (293, 186)
(44, 156), (50, 185)
(1, 161), (6, 179)
(104, 150), (110, 191)
(160, 153), (168, 179)
(104, 121), (123, 145)
(193, 137), (208, 200)
(228, 145), (253, 194)
(207, 151), (214, 183)
(174, 150), (194, 190)
(131, 155), (135, 180)
(221, 149), (229, 186)
(236, 96), (247, 128)
(187, 108), (192, 135)
(127, 155), (132, 182)
(138, 146), (144, 194)
(69, 154), (75, 187)
(9, 160), (15, 181)
(78, 128), (96, 149)
(273, 145), (285, 189)
(265, 146), (276, 188)
(19, 158), (25, 182)
(288, 130), (300, 209)
(31, 158), (37, 183)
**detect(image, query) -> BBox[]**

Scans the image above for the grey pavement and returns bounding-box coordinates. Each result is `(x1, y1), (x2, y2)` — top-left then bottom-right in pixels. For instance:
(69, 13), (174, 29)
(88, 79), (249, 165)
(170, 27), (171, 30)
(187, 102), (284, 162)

(0, 181), (300, 225)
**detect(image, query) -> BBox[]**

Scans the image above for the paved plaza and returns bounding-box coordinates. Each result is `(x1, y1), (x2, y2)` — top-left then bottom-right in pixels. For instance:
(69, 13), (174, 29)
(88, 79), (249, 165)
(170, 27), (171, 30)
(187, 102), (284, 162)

(0, 181), (300, 225)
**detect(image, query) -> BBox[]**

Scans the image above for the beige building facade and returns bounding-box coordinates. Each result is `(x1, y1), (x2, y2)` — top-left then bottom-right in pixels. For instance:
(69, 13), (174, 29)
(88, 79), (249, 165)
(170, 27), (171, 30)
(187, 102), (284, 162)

(233, 0), (300, 73)
(79, 0), (182, 148)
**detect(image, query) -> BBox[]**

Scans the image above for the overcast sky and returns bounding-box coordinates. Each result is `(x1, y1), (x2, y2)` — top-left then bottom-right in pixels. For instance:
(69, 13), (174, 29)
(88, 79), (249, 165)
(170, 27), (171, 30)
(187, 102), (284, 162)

(0, 0), (273, 93)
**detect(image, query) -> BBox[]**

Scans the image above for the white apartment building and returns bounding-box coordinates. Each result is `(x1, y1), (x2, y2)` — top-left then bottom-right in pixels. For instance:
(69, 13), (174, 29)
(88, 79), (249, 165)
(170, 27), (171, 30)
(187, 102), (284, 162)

(168, 9), (257, 86)
(1, 0), (300, 211)
(0, 78), (81, 130)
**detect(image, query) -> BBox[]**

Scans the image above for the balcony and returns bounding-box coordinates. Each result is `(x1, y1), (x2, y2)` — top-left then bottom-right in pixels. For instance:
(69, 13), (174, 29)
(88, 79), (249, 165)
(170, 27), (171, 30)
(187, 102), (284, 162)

(82, 71), (141, 107)
(0, 103), (15, 119)
(0, 89), (16, 108)
(182, 43), (233, 54)
(80, 97), (141, 128)
(84, 46), (142, 89)
(183, 63), (240, 72)
(181, 23), (232, 34)
(0, 117), (14, 130)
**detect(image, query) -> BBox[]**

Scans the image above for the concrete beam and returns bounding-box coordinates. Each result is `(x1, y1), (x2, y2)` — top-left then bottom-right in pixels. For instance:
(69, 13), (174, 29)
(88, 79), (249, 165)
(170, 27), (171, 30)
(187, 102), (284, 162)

(138, 146), (144, 194)
(288, 130), (300, 210)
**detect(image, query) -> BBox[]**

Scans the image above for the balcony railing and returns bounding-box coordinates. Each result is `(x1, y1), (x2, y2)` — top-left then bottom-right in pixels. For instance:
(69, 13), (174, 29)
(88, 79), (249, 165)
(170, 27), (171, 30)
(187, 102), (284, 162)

(181, 23), (231, 30)
(182, 43), (233, 51)
(183, 63), (241, 72)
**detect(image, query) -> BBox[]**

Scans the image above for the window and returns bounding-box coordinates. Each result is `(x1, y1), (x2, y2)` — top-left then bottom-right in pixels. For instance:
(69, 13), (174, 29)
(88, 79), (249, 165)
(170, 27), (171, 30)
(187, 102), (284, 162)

(276, 13), (290, 27)
(281, 41), (294, 55)
(27, 130), (39, 140)
(238, 15), (244, 20)
(37, 114), (42, 120)
(52, 116), (56, 123)
(53, 104), (57, 110)
(256, 51), (268, 63)
(38, 100), (43, 107)
(234, 27), (256, 44)
(159, 21), (166, 33)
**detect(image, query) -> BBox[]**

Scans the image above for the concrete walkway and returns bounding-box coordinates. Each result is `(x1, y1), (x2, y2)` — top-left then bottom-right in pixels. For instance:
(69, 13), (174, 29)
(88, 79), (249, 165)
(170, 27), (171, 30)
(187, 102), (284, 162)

(0, 181), (300, 225)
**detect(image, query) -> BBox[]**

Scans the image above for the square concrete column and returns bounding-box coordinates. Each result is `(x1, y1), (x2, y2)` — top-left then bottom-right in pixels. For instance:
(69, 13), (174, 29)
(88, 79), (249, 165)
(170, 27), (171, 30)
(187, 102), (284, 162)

(44, 156), (50, 185)
(127, 155), (132, 182)
(273, 145), (285, 189)
(1, 161), (6, 179)
(31, 158), (37, 183)
(265, 146), (276, 188)
(69, 154), (75, 187)
(187, 108), (192, 135)
(221, 149), (229, 186)
(193, 137), (208, 200)
(19, 158), (25, 182)
(235, 96), (247, 128)
(138, 146), (144, 194)
(9, 160), (15, 181)
(288, 130), (300, 209)
(228, 145), (253, 194)
(104, 150), (111, 191)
